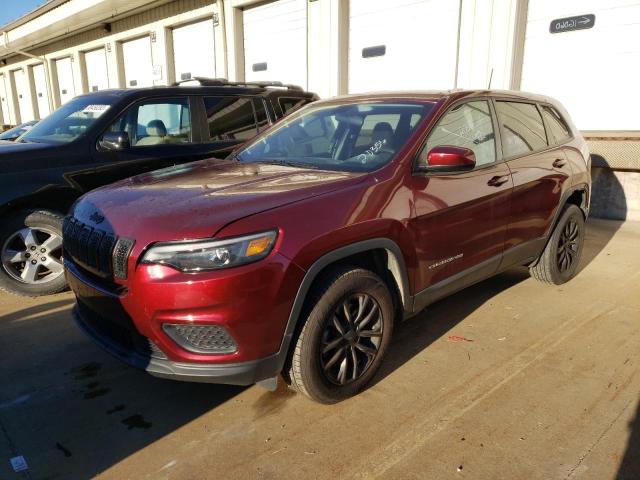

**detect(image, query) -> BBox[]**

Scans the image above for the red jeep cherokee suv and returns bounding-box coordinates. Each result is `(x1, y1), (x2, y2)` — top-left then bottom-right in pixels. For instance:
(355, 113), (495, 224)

(64, 90), (590, 403)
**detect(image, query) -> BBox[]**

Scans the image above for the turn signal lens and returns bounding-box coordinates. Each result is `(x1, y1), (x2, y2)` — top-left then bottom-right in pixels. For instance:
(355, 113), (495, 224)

(245, 235), (274, 257)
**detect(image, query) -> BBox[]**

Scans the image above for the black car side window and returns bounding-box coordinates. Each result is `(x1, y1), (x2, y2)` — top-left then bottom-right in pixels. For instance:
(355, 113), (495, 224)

(541, 105), (571, 144)
(253, 99), (270, 132)
(496, 101), (548, 157)
(204, 97), (259, 141)
(279, 97), (307, 116)
(422, 100), (496, 167)
(103, 98), (192, 148)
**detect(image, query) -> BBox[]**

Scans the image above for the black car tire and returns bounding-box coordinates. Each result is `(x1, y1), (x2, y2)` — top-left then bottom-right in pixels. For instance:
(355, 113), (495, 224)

(0, 210), (67, 297)
(529, 204), (585, 285)
(286, 267), (394, 404)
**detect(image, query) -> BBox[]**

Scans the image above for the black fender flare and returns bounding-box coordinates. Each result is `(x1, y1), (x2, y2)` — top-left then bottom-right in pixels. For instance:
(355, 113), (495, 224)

(272, 238), (412, 373)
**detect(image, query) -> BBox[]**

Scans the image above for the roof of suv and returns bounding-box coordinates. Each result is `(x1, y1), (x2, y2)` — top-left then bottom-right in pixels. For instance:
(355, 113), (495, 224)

(316, 89), (560, 106)
(74, 78), (317, 101)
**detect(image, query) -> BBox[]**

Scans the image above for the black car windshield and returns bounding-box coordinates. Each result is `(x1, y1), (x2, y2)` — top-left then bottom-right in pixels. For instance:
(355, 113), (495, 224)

(20, 96), (117, 144)
(235, 101), (435, 172)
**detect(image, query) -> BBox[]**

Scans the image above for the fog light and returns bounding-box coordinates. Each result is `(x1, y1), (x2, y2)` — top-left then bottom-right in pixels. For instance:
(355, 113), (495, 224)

(162, 324), (237, 354)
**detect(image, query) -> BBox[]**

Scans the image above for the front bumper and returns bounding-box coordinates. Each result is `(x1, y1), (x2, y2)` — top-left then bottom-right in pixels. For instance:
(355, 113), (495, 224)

(73, 303), (281, 385)
(65, 250), (304, 385)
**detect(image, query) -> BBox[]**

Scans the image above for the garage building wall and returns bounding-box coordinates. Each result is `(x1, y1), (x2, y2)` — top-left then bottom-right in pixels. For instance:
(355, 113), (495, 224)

(0, 0), (637, 136)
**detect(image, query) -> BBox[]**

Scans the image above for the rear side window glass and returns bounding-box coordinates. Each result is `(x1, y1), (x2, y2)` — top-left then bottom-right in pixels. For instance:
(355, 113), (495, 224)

(279, 97), (307, 116)
(541, 105), (571, 144)
(253, 99), (269, 131)
(496, 101), (547, 157)
(204, 97), (258, 141)
(423, 100), (496, 167)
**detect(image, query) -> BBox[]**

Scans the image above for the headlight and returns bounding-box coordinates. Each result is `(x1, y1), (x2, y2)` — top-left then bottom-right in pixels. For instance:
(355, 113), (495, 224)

(141, 230), (277, 272)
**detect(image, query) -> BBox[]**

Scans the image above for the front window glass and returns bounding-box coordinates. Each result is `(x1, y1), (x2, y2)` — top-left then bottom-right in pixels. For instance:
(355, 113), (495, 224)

(20, 96), (116, 144)
(104, 98), (192, 147)
(422, 101), (496, 167)
(235, 102), (434, 172)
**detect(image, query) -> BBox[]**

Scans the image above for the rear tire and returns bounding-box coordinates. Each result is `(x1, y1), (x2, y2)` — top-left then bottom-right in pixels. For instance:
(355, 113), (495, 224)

(0, 210), (67, 297)
(529, 204), (585, 285)
(286, 267), (394, 404)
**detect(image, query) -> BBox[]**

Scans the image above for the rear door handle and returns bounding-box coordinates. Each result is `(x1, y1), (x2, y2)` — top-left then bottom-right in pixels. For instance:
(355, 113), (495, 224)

(553, 158), (567, 168)
(487, 175), (510, 187)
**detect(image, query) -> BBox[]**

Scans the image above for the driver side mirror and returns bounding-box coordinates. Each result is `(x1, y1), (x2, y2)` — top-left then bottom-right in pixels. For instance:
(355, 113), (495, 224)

(99, 131), (130, 151)
(417, 146), (476, 173)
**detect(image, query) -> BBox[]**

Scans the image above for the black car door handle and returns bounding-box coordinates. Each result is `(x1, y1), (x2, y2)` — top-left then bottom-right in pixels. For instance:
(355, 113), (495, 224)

(487, 175), (510, 187)
(553, 158), (567, 168)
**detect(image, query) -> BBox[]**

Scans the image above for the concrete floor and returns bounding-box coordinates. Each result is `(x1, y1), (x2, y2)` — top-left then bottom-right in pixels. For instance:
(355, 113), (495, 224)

(0, 219), (638, 480)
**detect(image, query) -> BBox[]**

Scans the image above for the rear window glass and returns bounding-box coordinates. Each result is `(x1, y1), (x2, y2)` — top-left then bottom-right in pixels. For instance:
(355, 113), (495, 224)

(496, 101), (548, 157)
(541, 105), (571, 144)
(279, 97), (307, 116)
(204, 97), (258, 141)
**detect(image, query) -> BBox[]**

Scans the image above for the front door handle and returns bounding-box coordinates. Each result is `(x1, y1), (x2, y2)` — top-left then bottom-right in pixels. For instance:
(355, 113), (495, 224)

(487, 175), (510, 187)
(553, 158), (567, 168)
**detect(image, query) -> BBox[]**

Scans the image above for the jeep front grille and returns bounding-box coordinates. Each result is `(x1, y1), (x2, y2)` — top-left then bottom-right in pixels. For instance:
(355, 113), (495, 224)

(63, 217), (134, 279)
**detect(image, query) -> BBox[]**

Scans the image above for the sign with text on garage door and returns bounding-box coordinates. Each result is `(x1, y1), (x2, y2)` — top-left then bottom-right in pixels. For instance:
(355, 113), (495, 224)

(550, 14), (595, 34)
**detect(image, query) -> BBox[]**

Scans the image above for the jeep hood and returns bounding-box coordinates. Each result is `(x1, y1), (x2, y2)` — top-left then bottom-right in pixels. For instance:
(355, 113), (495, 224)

(71, 159), (366, 244)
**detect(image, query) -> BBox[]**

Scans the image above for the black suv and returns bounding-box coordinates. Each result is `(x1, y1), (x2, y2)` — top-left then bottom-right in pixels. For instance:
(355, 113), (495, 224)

(0, 78), (317, 296)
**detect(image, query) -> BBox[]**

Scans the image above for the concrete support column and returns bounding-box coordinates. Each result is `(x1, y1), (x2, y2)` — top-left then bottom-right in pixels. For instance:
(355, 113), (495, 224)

(109, 41), (124, 88)
(456, 0), (527, 90)
(73, 51), (87, 94)
(6, 70), (20, 124)
(307, 0), (348, 98)
(212, 1), (227, 79)
(151, 27), (170, 85)
(222, 0), (245, 82)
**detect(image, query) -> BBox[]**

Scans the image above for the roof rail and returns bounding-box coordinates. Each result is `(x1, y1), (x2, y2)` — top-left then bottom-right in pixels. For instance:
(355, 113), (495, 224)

(171, 77), (303, 91)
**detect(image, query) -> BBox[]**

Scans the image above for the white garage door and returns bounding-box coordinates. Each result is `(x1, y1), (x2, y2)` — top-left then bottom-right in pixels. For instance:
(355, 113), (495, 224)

(0, 74), (10, 124)
(32, 64), (50, 119)
(12, 69), (33, 123)
(122, 36), (153, 88)
(173, 19), (216, 81)
(521, 1), (640, 130)
(56, 57), (75, 105)
(85, 48), (109, 92)
(349, 0), (460, 93)
(243, 0), (307, 88)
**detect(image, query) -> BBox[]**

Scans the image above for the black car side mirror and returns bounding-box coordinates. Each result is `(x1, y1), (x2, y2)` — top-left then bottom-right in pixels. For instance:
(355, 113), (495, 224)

(99, 131), (130, 151)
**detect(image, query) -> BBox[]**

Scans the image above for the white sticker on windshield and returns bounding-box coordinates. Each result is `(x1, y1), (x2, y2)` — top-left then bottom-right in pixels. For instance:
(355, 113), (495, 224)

(81, 104), (110, 116)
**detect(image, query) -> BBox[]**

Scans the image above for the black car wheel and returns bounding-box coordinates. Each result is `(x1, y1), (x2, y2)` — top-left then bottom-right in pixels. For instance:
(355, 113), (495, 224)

(286, 267), (394, 403)
(0, 210), (67, 297)
(529, 204), (585, 285)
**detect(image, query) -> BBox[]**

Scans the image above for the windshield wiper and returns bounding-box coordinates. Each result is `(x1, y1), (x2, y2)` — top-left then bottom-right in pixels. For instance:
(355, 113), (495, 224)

(262, 160), (319, 170)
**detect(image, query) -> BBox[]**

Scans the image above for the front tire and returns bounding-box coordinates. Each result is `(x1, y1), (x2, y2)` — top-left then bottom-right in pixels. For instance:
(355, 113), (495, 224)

(529, 204), (585, 285)
(286, 267), (394, 404)
(0, 210), (67, 297)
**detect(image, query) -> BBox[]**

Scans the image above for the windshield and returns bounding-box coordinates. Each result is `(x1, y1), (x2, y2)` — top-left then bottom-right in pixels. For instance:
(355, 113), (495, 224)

(20, 96), (116, 144)
(235, 101), (434, 172)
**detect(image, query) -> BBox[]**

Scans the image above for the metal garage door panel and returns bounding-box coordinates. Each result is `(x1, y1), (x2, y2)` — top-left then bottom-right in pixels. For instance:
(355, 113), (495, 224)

(85, 48), (109, 92)
(12, 69), (33, 123)
(123, 36), (153, 88)
(0, 74), (10, 124)
(56, 57), (75, 105)
(522, 0), (640, 130)
(243, 0), (307, 88)
(173, 20), (216, 81)
(32, 64), (50, 119)
(349, 0), (460, 93)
